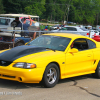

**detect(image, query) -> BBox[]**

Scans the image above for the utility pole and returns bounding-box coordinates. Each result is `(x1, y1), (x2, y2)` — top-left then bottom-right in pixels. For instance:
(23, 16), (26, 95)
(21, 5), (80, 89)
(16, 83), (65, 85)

(67, 6), (69, 24)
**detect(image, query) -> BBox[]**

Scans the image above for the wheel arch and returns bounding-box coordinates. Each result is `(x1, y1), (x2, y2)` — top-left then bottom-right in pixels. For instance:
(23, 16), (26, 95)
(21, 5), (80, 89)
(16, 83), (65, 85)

(14, 39), (25, 47)
(41, 61), (61, 87)
(45, 61), (61, 78)
(15, 39), (25, 44)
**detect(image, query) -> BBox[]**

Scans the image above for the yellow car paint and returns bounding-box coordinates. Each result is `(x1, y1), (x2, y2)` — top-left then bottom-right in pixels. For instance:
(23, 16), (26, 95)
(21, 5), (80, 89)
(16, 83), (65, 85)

(0, 33), (100, 85)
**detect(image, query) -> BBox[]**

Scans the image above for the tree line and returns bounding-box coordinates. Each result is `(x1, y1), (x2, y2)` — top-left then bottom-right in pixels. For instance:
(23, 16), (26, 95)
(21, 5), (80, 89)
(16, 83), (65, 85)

(0, 0), (100, 25)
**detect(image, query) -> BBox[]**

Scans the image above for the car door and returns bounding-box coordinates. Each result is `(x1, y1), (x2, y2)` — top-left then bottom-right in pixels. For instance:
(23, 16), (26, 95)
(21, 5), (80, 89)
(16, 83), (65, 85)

(64, 38), (94, 77)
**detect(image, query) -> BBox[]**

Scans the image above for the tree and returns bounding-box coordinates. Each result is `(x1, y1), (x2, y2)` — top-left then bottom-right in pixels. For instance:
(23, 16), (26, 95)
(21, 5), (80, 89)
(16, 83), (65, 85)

(3, 0), (27, 13)
(2, 0), (100, 25)
(24, 0), (46, 16)
(0, 0), (4, 14)
(71, 0), (99, 25)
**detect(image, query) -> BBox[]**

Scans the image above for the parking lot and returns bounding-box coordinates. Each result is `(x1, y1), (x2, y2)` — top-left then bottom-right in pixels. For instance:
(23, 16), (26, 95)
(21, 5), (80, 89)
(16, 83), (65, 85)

(0, 74), (100, 100)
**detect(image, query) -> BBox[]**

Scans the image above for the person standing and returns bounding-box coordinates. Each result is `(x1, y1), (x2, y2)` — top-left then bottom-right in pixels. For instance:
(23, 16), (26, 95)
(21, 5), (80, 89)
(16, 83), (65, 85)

(23, 16), (36, 39)
(23, 16), (32, 35)
(11, 17), (22, 27)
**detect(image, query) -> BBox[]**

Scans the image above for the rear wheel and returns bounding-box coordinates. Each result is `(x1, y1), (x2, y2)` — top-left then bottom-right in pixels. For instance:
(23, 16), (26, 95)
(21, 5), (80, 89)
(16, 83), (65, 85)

(42, 63), (59, 88)
(92, 61), (100, 78)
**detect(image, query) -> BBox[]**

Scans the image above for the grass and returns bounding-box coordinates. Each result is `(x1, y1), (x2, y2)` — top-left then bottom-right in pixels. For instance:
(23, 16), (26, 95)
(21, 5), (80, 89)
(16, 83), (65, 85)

(40, 24), (51, 30)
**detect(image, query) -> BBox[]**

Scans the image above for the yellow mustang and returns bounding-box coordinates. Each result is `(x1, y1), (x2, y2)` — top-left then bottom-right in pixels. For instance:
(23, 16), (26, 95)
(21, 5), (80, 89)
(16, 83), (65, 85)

(0, 33), (100, 88)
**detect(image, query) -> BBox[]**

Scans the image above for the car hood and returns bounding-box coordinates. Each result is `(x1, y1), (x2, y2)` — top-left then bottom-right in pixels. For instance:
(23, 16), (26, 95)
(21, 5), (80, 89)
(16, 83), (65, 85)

(0, 45), (48, 62)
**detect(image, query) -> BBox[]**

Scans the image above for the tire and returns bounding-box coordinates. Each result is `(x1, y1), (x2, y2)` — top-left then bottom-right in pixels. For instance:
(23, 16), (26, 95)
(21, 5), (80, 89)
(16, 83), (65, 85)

(15, 42), (24, 47)
(92, 61), (100, 78)
(42, 63), (59, 88)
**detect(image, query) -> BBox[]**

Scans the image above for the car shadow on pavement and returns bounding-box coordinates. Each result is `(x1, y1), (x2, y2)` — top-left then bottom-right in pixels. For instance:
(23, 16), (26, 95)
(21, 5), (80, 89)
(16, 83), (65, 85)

(58, 74), (93, 84)
(0, 74), (97, 89)
(0, 79), (43, 89)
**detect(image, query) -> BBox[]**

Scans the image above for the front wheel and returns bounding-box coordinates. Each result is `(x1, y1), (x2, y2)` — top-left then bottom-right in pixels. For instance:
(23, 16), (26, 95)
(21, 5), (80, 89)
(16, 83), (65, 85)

(15, 42), (24, 47)
(42, 63), (59, 88)
(92, 61), (100, 78)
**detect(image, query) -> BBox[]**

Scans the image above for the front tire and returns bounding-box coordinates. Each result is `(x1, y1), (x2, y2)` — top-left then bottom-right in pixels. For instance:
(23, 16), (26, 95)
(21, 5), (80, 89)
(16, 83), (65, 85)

(92, 61), (100, 78)
(42, 63), (59, 88)
(15, 42), (24, 47)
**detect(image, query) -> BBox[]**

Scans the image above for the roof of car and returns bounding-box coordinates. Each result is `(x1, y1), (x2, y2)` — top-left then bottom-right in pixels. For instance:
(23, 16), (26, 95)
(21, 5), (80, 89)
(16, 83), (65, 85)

(64, 26), (80, 28)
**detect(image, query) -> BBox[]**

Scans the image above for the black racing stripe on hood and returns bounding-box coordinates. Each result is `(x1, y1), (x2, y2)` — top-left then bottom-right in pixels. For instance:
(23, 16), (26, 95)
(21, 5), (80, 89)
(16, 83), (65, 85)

(0, 45), (47, 62)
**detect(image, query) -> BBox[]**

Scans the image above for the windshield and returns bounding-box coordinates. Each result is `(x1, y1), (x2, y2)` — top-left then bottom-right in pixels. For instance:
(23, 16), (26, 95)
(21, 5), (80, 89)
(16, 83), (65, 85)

(80, 28), (89, 31)
(27, 35), (71, 51)
(0, 18), (10, 25)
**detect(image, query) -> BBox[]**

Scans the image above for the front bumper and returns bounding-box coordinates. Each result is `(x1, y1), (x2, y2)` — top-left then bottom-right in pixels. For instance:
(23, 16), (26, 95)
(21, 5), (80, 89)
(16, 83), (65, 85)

(0, 65), (44, 83)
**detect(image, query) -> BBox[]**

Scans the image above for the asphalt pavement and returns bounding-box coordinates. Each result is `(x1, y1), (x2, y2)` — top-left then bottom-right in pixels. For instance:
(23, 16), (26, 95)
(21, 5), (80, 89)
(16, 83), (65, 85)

(0, 74), (100, 100)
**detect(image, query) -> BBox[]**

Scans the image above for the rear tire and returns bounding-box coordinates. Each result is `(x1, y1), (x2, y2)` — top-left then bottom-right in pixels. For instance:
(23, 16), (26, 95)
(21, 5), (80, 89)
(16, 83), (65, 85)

(92, 61), (100, 78)
(42, 63), (59, 88)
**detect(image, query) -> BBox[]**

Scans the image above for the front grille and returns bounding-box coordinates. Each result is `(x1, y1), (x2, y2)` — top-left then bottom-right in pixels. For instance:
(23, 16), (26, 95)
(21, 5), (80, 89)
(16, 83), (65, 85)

(0, 60), (12, 66)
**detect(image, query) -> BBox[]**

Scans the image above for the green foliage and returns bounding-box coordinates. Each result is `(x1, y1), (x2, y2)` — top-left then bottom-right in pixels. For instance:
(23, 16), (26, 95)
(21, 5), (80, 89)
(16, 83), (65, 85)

(71, 0), (99, 24)
(1, 0), (100, 25)
(0, 0), (4, 14)
(24, 0), (46, 16)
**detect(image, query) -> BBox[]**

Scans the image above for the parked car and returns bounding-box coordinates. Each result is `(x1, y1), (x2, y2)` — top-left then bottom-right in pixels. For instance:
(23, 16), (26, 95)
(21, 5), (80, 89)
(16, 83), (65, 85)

(0, 33), (100, 88)
(50, 24), (62, 30)
(0, 17), (15, 30)
(92, 35), (100, 42)
(96, 25), (100, 31)
(89, 30), (100, 38)
(51, 26), (90, 37)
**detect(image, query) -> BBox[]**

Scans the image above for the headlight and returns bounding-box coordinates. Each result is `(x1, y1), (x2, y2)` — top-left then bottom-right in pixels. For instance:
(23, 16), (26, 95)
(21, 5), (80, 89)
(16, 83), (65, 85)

(13, 63), (36, 69)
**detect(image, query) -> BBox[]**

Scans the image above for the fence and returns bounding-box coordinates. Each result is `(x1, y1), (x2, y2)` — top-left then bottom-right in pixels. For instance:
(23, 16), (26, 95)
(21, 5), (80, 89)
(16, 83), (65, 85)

(0, 29), (55, 50)
(0, 28), (90, 50)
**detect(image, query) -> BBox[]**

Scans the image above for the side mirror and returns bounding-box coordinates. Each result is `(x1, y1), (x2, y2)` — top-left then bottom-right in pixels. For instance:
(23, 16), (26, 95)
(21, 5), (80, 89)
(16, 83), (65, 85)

(69, 48), (78, 53)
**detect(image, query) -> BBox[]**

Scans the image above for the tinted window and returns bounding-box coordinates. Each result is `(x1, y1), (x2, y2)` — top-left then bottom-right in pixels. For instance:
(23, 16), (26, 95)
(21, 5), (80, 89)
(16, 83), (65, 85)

(71, 38), (96, 51)
(87, 39), (96, 49)
(0, 18), (10, 25)
(60, 27), (77, 31)
(67, 27), (77, 31)
(60, 27), (67, 30)
(72, 38), (88, 51)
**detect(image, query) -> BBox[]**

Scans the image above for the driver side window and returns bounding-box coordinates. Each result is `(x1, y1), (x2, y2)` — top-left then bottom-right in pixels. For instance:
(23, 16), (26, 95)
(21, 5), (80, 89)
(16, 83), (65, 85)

(71, 38), (88, 51)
